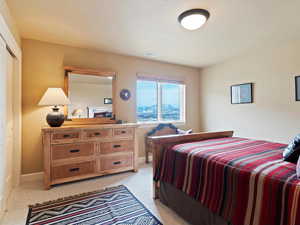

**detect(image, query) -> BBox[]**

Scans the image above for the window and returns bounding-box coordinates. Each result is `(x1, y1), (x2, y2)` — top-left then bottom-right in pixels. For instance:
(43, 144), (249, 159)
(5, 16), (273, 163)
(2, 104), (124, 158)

(136, 78), (185, 123)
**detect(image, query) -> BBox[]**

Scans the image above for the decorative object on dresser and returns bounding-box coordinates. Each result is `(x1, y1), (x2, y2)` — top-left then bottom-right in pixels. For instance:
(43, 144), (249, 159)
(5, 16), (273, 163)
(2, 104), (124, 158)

(230, 82), (253, 104)
(104, 97), (112, 104)
(64, 66), (116, 125)
(42, 123), (139, 189)
(38, 88), (71, 127)
(145, 123), (192, 163)
(120, 88), (131, 101)
(71, 108), (84, 118)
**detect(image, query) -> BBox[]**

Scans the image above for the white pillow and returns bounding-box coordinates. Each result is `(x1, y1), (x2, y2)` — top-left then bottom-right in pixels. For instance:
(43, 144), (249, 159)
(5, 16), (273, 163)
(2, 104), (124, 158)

(177, 129), (192, 134)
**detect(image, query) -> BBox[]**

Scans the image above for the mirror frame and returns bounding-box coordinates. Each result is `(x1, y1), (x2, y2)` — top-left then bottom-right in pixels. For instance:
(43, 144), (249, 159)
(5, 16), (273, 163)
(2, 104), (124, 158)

(64, 66), (116, 125)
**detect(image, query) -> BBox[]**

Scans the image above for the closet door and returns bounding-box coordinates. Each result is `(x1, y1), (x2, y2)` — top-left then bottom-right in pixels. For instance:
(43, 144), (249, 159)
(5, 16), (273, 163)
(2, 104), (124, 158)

(0, 38), (6, 210)
(0, 37), (13, 211)
(5, 45), (13, 199)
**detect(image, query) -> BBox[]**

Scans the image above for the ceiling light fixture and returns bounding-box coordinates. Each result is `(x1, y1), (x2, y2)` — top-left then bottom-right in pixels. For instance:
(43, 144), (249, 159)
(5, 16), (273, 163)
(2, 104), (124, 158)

(178, 9), (210, 30)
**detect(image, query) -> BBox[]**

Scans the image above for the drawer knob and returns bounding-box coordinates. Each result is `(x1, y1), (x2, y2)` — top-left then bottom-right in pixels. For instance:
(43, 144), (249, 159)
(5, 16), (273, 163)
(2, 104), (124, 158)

(113, 145), (121, 148)
(94, 132), (101, 136)
(63, 134), (71, 138)
(121, 131), (126, 134)
(113, 161), (121, 165)
(69, 168), (80, 172)
(70, 149), (80, 153)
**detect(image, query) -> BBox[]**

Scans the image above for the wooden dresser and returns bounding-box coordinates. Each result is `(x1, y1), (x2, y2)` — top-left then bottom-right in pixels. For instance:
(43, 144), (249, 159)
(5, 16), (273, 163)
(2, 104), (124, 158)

(42, 123), (139, 189)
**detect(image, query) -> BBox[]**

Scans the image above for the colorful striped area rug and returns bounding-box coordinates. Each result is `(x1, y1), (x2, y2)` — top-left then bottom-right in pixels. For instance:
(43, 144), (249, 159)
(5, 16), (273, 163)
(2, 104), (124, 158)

(26, 185), (162, 225)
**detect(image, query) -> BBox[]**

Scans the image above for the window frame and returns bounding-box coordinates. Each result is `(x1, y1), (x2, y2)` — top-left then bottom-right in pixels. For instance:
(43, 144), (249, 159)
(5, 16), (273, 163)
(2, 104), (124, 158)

(136, 78), (186, 125)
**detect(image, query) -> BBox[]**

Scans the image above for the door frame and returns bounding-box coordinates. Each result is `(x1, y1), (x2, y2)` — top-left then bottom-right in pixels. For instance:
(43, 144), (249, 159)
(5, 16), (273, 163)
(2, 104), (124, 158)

(0, 0), (22, 206)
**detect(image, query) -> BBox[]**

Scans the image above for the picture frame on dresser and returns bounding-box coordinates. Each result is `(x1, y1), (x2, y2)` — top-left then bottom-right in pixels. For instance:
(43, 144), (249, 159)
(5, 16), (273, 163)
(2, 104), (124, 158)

(231, 83), (253, 104)
(295, 76), (300, 101)
(104, 98), (112, 104)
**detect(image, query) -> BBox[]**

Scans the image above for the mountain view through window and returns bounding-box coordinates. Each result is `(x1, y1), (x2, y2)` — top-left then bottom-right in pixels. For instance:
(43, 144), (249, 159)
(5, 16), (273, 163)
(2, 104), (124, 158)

(136, 79), (185, 122)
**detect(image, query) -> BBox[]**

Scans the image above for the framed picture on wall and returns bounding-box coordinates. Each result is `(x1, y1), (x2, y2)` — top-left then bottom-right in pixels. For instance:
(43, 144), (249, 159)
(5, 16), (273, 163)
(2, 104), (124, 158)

(295, 76), (300, 101)
(231, 83), (253, 104)
(104, 98), (112, 104)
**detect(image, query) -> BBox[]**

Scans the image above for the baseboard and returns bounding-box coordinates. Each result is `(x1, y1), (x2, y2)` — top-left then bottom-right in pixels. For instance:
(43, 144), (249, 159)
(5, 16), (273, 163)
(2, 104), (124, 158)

(0, 195), (4, 223)
(138, 156), (152, 164)
(0, 178), (13, 223)
(20, 158), (151, 184)
(20, 172), (44, 183)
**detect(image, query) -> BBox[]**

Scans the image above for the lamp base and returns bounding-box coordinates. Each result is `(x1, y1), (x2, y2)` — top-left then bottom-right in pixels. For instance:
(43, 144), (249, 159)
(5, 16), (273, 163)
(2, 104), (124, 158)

(46, 107), (65, 127)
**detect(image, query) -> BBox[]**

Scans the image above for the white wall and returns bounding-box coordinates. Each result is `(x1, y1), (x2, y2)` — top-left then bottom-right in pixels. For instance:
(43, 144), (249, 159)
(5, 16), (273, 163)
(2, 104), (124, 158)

(200, 39), (300, 144)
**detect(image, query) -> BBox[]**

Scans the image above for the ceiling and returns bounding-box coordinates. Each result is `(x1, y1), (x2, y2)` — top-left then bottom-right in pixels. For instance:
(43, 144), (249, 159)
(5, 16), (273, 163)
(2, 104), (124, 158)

(7, 0), (300, 68)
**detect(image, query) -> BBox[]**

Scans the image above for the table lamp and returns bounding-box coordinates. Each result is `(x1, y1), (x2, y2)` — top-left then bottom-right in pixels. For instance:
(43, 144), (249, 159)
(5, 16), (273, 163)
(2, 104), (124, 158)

(38, 88), (71, 127)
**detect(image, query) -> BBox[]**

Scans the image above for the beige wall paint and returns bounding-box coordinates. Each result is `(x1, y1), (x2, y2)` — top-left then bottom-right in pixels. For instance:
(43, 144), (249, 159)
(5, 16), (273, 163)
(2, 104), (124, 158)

(200, 39), (300, 144)
(22, 39), (200, 174)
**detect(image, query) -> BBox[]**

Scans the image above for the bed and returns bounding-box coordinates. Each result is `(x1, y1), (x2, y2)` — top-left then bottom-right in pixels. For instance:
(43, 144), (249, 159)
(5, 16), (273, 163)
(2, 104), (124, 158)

(149, 131), (300, 225)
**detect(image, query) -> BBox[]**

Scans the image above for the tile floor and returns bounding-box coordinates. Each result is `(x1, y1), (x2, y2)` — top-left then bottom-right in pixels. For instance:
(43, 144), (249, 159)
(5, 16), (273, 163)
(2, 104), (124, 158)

(1, 163), (190, 225)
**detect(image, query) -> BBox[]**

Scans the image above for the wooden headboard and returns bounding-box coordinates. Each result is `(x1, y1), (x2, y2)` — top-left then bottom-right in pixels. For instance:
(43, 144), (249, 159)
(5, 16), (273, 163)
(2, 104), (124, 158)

(146, 123), (178, 137)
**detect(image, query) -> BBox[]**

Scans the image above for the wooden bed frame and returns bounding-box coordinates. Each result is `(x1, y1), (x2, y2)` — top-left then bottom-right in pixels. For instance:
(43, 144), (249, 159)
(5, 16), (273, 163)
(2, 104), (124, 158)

(148, 130), (234, 199)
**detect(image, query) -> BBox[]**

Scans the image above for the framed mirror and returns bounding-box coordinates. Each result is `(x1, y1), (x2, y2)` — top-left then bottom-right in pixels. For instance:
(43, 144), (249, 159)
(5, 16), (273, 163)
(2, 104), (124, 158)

(64, 66), (116, 124)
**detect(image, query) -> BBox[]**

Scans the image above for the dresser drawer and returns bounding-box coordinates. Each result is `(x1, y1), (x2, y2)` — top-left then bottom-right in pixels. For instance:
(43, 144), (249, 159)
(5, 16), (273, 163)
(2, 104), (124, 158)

(84, 129), (112, 139)
(52, 161), (95, 180)
(100, 153), (133, 171)
(100, 141), (134, 154)
(51, 143), (94, 160)
(51, 131), (80, 143)
(113, 128), (133, 138)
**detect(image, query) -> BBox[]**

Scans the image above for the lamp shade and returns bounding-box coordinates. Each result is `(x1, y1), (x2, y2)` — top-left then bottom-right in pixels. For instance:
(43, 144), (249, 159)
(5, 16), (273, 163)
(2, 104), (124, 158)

(38, 88), (70, 106)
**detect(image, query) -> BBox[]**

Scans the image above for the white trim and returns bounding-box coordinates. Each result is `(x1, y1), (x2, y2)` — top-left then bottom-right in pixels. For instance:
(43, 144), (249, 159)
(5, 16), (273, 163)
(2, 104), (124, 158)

(0, 196), (4, 223)
(20, 172), (44, 184)
(137, 121), (186, 128)
(0, 2), (20, 60)
(12, 57), (21, 188)
(136, 73), (184, 84)
(157, 82), (162, 121)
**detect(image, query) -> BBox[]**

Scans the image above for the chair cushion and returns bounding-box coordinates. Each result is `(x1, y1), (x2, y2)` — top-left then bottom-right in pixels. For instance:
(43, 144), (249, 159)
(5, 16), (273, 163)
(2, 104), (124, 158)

(177, 129), (192, 134)
(283, 134), (300, 163)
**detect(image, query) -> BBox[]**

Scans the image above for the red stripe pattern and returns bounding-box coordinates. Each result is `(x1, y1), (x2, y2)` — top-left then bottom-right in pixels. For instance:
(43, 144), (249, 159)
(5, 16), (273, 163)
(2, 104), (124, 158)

(26, 185), (162, 225)
(155, 137), (300, 225)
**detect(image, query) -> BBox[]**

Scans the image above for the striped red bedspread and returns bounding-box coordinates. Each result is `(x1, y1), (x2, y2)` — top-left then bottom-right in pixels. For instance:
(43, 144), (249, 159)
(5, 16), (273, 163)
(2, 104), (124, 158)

(155, 137), (300, 225)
